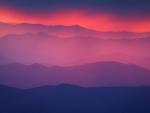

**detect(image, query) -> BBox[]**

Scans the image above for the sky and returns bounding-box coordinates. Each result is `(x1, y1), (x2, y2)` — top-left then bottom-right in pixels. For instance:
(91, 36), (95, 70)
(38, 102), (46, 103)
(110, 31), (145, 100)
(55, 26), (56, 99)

(0, 0), (150, 69)
(0, 0), (150, 88)
(0, 0), (150, 32)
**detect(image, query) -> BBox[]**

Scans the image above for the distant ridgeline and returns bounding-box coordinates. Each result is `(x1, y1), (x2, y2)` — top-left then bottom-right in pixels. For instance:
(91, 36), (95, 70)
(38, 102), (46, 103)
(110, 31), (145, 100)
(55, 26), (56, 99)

(0, 62), (150, 88)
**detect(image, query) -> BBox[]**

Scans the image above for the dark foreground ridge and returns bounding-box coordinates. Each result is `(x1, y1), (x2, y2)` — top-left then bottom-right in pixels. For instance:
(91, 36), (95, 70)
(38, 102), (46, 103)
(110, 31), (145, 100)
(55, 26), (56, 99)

(0, 84), (150, 113)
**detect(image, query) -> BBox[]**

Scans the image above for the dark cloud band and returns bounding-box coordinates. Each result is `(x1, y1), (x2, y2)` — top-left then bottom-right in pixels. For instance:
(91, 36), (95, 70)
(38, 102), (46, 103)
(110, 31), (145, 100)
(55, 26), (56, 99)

(0, 0), (150, 18)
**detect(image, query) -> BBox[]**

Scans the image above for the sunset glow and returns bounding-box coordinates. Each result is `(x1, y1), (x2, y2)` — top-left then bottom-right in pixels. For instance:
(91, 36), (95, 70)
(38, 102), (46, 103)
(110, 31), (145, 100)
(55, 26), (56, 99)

(0, 0), (150, 88)
(0, 7), (150, 32)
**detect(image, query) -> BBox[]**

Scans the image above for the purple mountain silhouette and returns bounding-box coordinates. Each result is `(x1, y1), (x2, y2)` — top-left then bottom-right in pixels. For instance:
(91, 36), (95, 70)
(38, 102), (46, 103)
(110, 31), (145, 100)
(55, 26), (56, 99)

(0, 22), (150, 38)
(0, 32), (150, 68)
(0, 62), (150, 88)
(0, 56), (15, 65)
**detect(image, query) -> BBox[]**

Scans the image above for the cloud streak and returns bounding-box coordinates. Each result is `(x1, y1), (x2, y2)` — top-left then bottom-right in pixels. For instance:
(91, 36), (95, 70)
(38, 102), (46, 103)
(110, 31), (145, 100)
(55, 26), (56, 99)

(0, 0), (150, 32)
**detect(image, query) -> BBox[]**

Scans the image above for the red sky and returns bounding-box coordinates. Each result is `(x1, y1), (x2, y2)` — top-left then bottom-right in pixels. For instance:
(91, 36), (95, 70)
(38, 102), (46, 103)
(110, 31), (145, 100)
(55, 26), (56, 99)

(0, 7), (150, 32)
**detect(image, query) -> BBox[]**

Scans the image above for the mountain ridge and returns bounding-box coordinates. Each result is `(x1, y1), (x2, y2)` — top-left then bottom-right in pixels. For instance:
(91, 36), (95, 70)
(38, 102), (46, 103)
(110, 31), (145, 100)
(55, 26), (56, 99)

(0, 22), (150, 38)
(0, 61), (150, 89)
